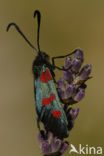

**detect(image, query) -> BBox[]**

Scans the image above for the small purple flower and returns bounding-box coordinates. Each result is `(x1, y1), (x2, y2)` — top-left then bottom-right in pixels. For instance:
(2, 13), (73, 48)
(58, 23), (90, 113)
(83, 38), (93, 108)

(42, 141), (51, 154)
(74, 48), (84, 61)
(73, 88), (85, 102)
(64, 57), (72, 69)
(51, 139), (62, 152)
(57, 88), (65, 100)
(69, 108), (79, 120)
(79, 64), (92, 80)
(60, 142), (69, 154)
(65, 107), (79, 131)
(64, 84), (75, 99)
(71, 58), (82, 72)
(57, 83), (75, 100)
(57, 78), (65, 90)
(63, 71), (73, 83)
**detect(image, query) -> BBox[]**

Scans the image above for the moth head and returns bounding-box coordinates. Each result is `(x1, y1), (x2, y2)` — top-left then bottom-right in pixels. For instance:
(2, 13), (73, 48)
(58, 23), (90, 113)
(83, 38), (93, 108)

(39, 51), (50, 62)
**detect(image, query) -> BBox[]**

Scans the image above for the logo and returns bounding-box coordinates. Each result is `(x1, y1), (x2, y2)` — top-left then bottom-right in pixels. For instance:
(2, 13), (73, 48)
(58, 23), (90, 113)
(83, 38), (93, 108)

(69, 144), (103, 155)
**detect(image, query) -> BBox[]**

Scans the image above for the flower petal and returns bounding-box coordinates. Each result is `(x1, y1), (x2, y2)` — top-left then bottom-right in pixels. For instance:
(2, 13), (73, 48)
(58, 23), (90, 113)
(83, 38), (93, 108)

(63, 71), (73, 83)
(57, 88), (65, 99)
(60, 142), (69, 154)
(71, 58), (82, 72)
(64, 84), (76, 99)
(57, 78), (65, 90)
(64, 57), (72, 69)
(70, 108), (79, 120)
(51, 139), (62, 153)
(73, 88), (85, 102)
(41, 141), (51, 154)
(79, 64), (92, 80)
(74, 48), (84, 61)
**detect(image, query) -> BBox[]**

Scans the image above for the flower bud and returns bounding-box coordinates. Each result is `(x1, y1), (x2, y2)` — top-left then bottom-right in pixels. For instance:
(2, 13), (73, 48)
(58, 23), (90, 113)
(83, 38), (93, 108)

(57, 78), (65, 90)
(71, 58), (82, 72)
(70, 108), (79, 120)
(60, 142), (69, 154)
(51, 139), (62, 153)
(64, 57), (72, 69)
(74, 48), (84, 61)
(58, 84), (75, 100)
(79, 64), (92, 80)
(64, 84), (75, 99)
(41, 141), (51, 154)
(57, 88), (65, 100)
(63, 71), (73, 83)
(73, 88), (85, 102)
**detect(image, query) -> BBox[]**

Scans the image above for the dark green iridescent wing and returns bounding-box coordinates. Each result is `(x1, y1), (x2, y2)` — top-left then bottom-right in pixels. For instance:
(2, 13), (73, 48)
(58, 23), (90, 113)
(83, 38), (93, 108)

(34, 65), (69, 138)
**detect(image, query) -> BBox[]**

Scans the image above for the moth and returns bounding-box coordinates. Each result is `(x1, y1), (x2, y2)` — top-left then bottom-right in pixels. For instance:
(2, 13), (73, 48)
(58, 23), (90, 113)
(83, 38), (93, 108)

(7, 10), (76, 139)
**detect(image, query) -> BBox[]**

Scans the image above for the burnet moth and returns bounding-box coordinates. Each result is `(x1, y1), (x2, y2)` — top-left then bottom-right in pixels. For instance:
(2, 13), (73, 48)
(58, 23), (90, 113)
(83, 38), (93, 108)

(7, 10), (77, 139)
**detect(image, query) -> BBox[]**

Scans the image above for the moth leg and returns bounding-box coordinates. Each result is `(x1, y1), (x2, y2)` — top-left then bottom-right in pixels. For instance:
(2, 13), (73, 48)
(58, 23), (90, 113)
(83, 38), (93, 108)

(52, 49), (77, 70)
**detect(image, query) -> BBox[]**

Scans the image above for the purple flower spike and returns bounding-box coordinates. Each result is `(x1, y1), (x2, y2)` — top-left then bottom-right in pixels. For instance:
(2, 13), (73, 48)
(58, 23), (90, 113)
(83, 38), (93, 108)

(73, 88), (85, 102)
(60, 142), (69, 154)
(64, 57), (72, 69)
(70, 108), (79, 120)
(51, 139), (62, 153)
(79, 64), (92, 80)
(74, 48), (84, 61)
(71, 58), (82, 72)
(57, 78), (65, 90)
(42, 141), (51, 154)
(63, 71), (73, 83)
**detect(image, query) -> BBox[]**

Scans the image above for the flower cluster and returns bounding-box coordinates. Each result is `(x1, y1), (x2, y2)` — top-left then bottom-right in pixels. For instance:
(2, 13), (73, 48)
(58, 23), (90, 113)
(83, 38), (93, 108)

(37, 48), (92, 156)
(57, 48), (92, 104)
(38, 131), (69, 156)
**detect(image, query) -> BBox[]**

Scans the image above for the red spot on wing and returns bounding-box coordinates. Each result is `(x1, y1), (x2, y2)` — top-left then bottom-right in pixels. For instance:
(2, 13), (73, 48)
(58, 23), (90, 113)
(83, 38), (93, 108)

(42, 98), (50, 105)
(41, 94), (56, 106)
(45, 69), (52, 80)
(52, 110), (61, 118)
(50, 94), (56, 102)
(40, 72), (47, 83)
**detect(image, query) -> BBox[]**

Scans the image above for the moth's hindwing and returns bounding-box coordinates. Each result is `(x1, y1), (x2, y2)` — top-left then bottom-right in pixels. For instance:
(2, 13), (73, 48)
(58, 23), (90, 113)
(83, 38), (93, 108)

(34, 65), (69, 138)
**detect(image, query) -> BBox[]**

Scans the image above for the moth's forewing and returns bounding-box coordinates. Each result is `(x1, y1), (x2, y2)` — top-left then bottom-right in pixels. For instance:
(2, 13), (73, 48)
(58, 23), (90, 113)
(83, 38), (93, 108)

(34, 65), (69, 138)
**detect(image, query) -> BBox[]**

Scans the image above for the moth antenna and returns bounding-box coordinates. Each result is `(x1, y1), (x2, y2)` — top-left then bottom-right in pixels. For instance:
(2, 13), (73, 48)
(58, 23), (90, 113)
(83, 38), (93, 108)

(6, 23), (37, 53)
(34, 10), (41, 52)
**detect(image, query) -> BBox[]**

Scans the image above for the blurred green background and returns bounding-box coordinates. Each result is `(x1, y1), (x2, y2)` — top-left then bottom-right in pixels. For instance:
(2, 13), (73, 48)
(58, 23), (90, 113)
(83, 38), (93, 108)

(0, 0), (104, 156)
